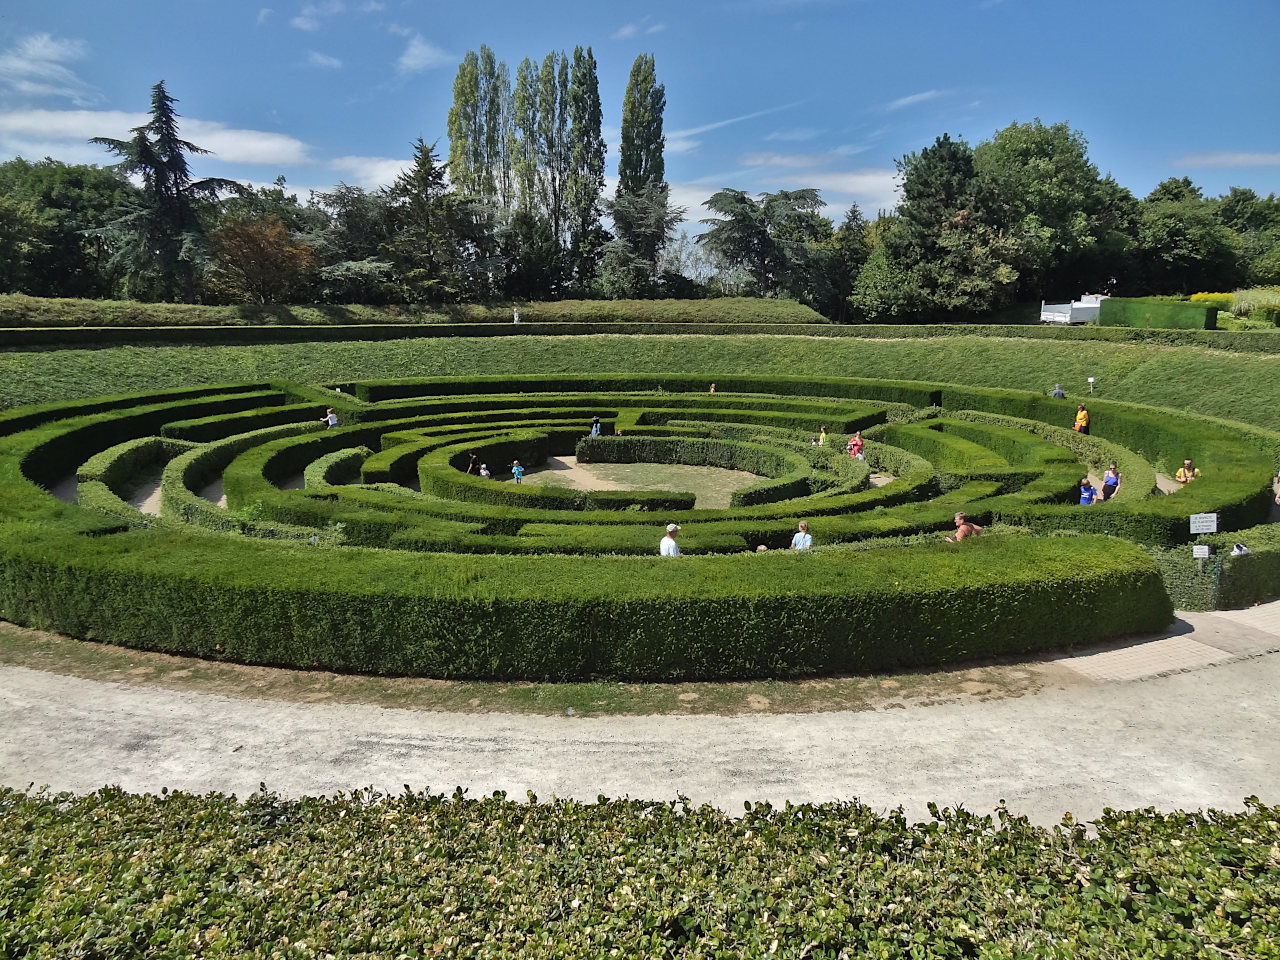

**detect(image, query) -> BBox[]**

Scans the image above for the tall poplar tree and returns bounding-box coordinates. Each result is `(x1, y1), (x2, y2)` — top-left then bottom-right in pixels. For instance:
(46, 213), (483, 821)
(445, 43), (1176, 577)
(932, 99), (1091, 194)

(617, 54), (665, 195)
(566, 45), (606, 284)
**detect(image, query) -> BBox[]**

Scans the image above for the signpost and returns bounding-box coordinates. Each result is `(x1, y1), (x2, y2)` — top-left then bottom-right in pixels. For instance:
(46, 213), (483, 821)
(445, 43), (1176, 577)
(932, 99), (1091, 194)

(1190, 513), (1218, 535)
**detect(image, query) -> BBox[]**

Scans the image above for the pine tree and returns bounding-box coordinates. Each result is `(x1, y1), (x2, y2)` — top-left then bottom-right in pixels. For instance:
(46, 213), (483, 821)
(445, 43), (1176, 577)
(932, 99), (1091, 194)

(90, 81), (241, 301)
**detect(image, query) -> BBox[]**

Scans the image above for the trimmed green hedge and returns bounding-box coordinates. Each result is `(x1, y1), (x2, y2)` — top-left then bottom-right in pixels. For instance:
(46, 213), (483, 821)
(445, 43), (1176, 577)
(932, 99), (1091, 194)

(5, 787), (1276, 960)
(1099, 297), (1217, 330)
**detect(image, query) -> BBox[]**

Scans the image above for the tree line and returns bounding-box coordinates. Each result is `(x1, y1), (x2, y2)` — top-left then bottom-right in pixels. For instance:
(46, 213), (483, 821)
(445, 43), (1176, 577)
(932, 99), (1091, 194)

(1, 65), (1277, 320)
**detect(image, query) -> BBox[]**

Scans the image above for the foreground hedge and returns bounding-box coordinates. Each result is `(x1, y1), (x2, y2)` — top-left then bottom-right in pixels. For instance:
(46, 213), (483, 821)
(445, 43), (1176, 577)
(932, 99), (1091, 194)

(2, 787), (1276, 960)
(0, 528), (1170, 680)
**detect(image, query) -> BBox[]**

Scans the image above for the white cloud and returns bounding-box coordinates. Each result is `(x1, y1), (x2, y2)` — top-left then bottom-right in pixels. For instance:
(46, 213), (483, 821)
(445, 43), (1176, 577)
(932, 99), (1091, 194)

(765, 127), (823, 142)
(886, 89), (945, 111)
(257, 8), (274, 24)
(0, 33), (100, 107)
(291, 0), (344, 31)
(613, 16), (665, 39)
(1176, 151), (1280, 168)
(0, 109), (312, 166)
(775, 168), (901, 214)
(396, 32), (451, 74)
(307, 51), (343, 69)
(666, 101), (804, 154)
(330, 154), (411, 189)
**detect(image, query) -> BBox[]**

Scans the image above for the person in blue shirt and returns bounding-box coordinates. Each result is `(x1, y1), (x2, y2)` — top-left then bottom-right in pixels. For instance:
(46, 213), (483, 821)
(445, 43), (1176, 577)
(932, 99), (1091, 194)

(791, 520), (813, 550)
(1079, 477), (1098, 505)
(511, 460), (525, 484)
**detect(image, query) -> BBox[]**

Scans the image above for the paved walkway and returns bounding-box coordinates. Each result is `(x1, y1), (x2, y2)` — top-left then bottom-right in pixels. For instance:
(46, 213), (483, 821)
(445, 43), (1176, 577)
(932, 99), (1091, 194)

(2, 605), (1278, 825)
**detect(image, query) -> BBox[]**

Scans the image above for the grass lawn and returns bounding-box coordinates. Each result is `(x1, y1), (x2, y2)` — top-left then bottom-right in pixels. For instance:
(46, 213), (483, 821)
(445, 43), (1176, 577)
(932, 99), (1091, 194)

(2, 334), (1279, 430)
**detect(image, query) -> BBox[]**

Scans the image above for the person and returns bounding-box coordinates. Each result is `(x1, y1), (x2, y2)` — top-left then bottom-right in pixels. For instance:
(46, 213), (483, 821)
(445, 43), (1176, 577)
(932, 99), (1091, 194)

(1101, 461), (1122, 501)
(479, 463), (490, 479)
(1051, 384), (1066, 399)
(945, 512), (983, 543)
(466, 450), (478, 474)
(1074, 404), (1090, 435)
(1175, 458), (1201, 485)
(590, 416), (601, 438)
(511, 460), (525, 484)
(322, 408), (338, 429)
(513, 306), (520, 325)
(1079, 477), (1098, 505)
(818, 426), (828, 447)
(791, 520), (812, 550)
(660, 523), (681, 556)
(847, 431), (865, 460)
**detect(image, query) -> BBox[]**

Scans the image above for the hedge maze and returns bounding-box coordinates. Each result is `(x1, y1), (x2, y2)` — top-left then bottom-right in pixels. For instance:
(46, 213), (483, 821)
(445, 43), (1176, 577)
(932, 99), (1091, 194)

(2, 372), (1278, 681)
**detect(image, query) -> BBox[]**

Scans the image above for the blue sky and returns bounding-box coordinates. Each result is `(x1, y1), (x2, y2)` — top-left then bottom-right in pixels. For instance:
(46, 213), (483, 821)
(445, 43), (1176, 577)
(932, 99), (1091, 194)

(1, 0), (1277, 228)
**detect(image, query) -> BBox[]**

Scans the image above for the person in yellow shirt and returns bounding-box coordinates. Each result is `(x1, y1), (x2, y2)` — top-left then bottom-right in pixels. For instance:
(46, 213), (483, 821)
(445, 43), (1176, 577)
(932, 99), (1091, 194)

(1074, 404), (1090, 435)
(1175, 458), (1201, 485)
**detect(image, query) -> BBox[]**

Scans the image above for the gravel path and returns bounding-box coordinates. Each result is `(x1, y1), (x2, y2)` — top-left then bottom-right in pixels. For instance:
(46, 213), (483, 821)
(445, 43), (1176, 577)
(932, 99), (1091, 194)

(3, 607), (1278, 825)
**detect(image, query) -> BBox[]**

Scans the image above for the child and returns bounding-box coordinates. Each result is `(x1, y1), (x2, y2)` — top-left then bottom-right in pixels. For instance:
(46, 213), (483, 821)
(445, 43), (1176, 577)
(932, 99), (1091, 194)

(511, 460), (524, 484)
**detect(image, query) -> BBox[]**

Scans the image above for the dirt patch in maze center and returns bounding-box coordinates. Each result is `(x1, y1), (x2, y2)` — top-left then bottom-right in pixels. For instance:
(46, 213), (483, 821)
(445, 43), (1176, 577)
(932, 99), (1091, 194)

(523, 456), (766, 510)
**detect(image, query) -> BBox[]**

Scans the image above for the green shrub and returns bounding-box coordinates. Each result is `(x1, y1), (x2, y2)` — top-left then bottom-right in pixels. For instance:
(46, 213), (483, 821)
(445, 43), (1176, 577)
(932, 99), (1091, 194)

(1098, 297), (1216, 330)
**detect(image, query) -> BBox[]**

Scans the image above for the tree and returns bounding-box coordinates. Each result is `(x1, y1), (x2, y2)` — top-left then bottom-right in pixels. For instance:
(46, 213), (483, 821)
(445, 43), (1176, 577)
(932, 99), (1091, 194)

(381, 139), (466, 302)
(600, 183), (683, 298)
(881, 133), (1019, 318)
(974, 120), (1114, 299)
(205, 215), (317, 304)
(617, 54), (665, 195)
(0, 157), (139, 297)
(90, 81), (242, 301)
(565, 45), (607, 286)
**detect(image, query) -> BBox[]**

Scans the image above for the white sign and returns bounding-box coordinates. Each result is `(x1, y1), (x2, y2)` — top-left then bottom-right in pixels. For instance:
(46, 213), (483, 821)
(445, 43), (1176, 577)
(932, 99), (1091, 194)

(1192, 545), (1211, 559)
(1189, 513), (1218, 534)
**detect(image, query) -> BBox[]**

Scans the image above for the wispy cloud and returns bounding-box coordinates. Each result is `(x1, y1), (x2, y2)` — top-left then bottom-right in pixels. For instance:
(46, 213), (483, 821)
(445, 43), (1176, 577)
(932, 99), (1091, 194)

(0, 33), (100, 107)
(291, 1), (344, 31)
(667, 101), (804, 154)
(612, 16), (666, 39)
(393, 30), (451, 75)
(886, 89), (945, 112)
(1176, 151), (1280, 168)
(330, 154), (411, 189)
(0, 109), (312, 165)
(307, 51), (343, 69)
(765, 127), (824, 142)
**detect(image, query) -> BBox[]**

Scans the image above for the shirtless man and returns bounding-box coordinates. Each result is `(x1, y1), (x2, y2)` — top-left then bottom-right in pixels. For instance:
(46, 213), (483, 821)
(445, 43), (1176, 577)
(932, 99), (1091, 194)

(945, 512), (983, 543)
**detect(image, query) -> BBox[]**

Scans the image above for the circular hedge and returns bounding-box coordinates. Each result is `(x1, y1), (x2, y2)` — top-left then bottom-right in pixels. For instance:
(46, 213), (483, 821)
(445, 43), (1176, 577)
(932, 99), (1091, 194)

(1, 372), (1276, 680)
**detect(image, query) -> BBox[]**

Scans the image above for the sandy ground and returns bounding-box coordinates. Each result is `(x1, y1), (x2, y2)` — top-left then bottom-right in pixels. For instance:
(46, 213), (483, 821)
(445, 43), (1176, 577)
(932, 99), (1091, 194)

(3, 609), (1277, 825)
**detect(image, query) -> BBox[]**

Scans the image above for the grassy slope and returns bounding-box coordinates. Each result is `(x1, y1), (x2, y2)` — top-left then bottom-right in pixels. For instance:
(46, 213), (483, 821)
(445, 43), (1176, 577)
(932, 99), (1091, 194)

(2, 334), (1279, 430)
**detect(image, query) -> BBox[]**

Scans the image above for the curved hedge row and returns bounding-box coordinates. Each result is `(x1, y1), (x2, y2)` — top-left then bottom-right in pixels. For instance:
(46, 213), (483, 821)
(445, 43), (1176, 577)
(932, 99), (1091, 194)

(3, 371), (1278, 679)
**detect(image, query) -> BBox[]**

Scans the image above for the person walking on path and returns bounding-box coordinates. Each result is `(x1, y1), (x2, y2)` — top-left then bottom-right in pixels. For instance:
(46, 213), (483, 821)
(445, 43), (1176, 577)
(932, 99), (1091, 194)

(1101, 461), (1122, 501)
(791, 521), (813, 550)
(511, 460), (525, 484)
(1074, 404), (1091, 435)
(660, 523), (681, 556)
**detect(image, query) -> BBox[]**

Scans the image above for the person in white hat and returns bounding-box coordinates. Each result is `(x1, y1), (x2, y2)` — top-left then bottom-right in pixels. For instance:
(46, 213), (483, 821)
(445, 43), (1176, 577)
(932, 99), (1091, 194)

(660, 523), (681, 556)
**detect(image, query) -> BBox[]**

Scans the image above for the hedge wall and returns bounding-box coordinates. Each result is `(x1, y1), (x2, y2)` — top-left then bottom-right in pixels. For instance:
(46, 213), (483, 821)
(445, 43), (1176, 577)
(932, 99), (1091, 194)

(1099, 297), (1217, 330)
